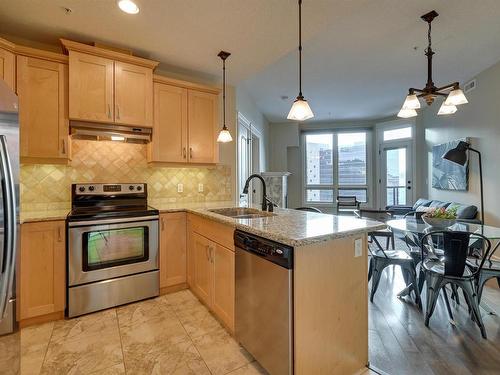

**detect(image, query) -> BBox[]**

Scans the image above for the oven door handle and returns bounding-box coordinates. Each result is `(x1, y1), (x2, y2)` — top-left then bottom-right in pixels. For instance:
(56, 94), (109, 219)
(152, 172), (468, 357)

(68, 215), (159, 227)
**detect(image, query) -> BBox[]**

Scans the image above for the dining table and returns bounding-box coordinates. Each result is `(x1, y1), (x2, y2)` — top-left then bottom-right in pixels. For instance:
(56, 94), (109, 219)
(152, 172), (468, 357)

(386, 218), (500, 316)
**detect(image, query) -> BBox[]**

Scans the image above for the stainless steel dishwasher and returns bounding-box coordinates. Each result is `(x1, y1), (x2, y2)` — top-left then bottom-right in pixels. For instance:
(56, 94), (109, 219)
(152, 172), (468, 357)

(234, 230), (293, 375)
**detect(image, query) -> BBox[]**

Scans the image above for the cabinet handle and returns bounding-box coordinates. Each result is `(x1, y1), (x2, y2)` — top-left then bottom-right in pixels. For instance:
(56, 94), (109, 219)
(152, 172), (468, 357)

(61, 139), (66, 155)
(189, 147), (193, 159)
(116, 105), (120, 120)
(57, 226), (62, 242)
(205, 245), (210, 261)
(161, 217), (165, 231)
(183, 147), (187, 159)
(107, 104), (112, 119)
(209, 245), (214, 263)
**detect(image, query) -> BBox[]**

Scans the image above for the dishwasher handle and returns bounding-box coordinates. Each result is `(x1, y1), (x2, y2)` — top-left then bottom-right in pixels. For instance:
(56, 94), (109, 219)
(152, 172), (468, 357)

(234, 230), (293, 269)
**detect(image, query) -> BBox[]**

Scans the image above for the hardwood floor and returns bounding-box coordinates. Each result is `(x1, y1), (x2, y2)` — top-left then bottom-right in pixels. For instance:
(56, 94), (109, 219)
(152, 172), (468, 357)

(369, 262), (500, 375)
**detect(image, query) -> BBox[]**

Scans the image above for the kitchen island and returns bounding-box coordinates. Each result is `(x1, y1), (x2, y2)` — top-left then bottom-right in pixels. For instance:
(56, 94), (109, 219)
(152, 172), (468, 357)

(21, 203), (383, 374)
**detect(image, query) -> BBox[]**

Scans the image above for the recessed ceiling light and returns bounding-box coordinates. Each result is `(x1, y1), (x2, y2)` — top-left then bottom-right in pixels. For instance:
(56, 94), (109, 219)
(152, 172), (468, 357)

(117, 0), (139, 14)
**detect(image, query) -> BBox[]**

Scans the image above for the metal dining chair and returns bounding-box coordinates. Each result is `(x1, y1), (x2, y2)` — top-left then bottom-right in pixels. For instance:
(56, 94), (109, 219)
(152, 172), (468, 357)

(355, 209), (395, 250)
(295, 206), (323, 213)
(336, 196), (360, 215)
(467, 243), (500, 304)
(420, 231), (491, 339)
(368, 246), (421, 306)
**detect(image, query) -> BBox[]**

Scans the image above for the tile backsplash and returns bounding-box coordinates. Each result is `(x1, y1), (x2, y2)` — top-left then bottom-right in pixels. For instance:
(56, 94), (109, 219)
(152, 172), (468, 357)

(21, 139), (232, 212)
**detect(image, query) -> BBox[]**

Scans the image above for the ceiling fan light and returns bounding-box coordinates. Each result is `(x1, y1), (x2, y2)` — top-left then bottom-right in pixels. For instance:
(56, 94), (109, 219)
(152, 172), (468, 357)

(217, 128), (233, 143)
(402, 94), (421, 110)
(437, 101), (458, 115)
(287, 97), (314, 121)
(444, 88), (468, 106)
(397, 108), (418, 118)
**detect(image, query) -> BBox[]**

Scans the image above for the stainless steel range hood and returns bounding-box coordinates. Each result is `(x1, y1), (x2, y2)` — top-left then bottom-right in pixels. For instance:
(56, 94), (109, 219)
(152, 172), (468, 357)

(70, 122), (152, 144)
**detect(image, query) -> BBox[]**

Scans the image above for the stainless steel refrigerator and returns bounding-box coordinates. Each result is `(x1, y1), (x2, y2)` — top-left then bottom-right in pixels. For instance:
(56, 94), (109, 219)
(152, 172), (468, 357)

(0, 79), (19, 338)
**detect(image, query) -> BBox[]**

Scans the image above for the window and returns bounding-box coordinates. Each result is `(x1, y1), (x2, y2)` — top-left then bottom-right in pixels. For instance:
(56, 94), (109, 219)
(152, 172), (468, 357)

(383, 126), (412, 141)
(304, 132), (369, 204)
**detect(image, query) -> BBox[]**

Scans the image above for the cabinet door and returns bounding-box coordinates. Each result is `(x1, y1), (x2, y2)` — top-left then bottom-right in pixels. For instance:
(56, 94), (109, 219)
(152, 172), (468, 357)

(212, 244), (235, 331)
(187, 90), (219, 163)
(159, 212), (187, 288)
(149, 83), (188, 162)
(0, 47), (15, 90)
(192, 232), (212, 306)
(17, 56), (69, 161)
(69, 51), (114, 123)
(19, 221), (65, 320)
(115, 61), (153, 126)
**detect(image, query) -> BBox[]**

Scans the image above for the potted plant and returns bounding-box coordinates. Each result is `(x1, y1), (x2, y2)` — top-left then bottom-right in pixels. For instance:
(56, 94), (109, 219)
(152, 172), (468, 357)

(422, 207), (458, 228)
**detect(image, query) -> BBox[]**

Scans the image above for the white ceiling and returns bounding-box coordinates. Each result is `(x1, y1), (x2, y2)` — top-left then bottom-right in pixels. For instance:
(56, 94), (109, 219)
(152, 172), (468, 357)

(2, 0), (500, 123)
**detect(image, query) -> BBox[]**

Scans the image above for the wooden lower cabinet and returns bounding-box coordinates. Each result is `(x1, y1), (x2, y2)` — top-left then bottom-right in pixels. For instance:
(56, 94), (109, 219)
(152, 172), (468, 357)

(19, 221), (65, 324)
(188, 214), (235, 332)
(159, 212), (187, 291)
(212, 243), (235, 330)
(192, 232), (213, 306)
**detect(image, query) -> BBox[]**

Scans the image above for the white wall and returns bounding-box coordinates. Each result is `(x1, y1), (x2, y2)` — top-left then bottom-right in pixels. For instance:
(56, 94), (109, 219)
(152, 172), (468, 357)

(418, 59), (500, 226)
(236, 87), (270, 172)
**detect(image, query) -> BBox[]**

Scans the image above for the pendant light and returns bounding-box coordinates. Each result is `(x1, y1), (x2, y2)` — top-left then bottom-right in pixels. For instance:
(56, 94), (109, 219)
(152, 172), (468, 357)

(287, 0), (314, 121)
(217, 51), (233, 143)
(397, 10), (468, 118)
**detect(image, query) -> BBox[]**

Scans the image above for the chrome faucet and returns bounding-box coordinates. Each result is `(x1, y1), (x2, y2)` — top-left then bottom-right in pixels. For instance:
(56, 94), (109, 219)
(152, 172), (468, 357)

(242, 174), (276, 212)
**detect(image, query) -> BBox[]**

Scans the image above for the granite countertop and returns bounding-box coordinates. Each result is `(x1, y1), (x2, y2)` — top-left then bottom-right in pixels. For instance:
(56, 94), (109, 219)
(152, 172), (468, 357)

(189, 207), (385, 247)
(21, 201), (385, 247)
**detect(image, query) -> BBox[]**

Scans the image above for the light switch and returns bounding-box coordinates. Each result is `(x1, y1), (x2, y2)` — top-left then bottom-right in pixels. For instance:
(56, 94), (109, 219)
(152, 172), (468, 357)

(177, 183), (183, 193)
(354, 238), (363, 257)
(198, 183), (204, 192)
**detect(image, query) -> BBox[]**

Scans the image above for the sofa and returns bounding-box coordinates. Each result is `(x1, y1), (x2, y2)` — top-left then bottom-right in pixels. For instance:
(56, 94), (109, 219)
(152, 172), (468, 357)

(386, 198), (480, 224)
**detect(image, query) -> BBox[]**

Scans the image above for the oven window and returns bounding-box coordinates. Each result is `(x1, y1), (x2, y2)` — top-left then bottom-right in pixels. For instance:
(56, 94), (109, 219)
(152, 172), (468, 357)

(83, 226), (149, 271)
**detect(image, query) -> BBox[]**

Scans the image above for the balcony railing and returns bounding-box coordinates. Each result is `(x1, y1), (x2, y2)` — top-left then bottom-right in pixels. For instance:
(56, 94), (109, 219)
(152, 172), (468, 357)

(386, 186), (406, 206)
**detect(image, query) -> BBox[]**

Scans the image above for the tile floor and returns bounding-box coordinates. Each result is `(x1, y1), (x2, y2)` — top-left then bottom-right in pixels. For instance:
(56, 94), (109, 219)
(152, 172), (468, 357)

(17, 290), (267, 375)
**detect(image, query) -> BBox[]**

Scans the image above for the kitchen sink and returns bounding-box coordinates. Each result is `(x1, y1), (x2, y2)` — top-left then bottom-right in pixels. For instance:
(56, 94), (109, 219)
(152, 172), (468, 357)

(208, 207), (276, 219)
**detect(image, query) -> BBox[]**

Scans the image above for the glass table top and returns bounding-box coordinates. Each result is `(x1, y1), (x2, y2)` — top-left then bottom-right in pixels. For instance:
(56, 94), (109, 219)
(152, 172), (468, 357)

(387, 219), (500, 239)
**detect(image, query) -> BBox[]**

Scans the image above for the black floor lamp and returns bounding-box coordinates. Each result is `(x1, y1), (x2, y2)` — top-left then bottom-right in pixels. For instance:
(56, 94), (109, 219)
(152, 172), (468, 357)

(442, 141), (484, 224)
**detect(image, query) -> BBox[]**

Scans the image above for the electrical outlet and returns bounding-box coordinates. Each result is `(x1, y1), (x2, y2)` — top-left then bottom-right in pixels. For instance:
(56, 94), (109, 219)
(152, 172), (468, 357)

(354, 238), (363, 257)
(198, 183), (204, 192)
(177, 183), (183, 193)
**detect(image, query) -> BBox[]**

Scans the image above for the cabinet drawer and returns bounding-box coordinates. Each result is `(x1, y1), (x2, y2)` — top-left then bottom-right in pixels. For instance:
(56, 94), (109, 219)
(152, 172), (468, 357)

(188, 214), (234, 251)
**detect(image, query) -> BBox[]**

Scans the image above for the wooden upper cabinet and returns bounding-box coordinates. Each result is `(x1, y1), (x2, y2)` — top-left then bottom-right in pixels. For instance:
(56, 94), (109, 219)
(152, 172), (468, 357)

(68, 51), (114, 123)
(148, 83), (188, 163)
(0, 46), (15, 90)
(19, 221), (66, 321)
(188, 90), (219, 164)
(159, 212), (187, 289)
(17, 56), (69, 162)
(115, 61), (153, 127)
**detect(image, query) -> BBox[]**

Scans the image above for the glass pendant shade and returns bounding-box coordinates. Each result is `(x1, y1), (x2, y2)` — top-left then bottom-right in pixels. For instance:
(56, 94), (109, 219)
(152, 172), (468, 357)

(397, 108), (418, 118)
(437, 101), (458, 115)
(287, 97), (314, 121)
(402, 94), (421, 110)
(217, 128), (233, 143)
(444, 88), (468, 106)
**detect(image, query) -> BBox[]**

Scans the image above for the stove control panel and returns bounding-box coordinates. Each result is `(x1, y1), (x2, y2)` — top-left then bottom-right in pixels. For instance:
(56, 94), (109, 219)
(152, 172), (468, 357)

(74, 183), (146, 195)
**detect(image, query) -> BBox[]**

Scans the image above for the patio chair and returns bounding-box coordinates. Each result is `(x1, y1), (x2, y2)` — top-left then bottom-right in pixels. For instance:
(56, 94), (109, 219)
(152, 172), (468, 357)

(336, 195), (360, 215)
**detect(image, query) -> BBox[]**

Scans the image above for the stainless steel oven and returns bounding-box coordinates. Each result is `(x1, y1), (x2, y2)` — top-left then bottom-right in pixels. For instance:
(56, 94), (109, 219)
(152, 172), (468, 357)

(68, 216), (158, 286)
(66, 183), (159, 317)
